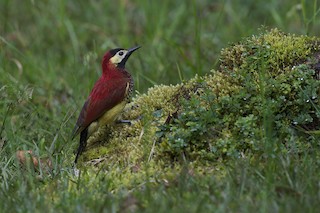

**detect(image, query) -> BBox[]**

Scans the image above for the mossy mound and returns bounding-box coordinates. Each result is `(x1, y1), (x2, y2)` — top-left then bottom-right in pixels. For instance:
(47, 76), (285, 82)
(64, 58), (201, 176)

(79, 29), (320, 188)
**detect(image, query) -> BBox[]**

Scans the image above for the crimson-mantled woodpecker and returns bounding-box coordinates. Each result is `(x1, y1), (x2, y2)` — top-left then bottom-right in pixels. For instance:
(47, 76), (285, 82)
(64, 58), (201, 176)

(71, 46), (140, 164)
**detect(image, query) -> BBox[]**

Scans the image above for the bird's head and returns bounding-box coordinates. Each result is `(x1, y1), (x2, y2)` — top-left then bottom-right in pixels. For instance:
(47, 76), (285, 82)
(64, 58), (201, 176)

(102, 46), (140, 71)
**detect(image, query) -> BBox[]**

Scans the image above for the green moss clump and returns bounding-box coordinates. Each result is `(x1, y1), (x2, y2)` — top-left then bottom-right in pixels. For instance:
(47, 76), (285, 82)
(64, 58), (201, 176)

(79, 29), (320, 188)
(220, 28), (318, 74)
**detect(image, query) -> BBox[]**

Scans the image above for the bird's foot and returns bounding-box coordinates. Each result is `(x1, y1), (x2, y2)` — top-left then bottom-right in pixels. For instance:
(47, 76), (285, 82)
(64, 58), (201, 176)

(116, 119), (132, 125)
(116, 116), (142, 126)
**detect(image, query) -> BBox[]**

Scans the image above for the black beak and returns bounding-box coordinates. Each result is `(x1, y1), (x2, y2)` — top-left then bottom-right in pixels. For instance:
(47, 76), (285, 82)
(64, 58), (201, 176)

(127, 46), (141, 56)
(119, 46), (141, 68)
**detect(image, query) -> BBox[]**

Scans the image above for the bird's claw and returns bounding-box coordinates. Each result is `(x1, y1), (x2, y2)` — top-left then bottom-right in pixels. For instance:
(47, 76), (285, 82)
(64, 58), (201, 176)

(116, 116), (142, 126)
(116, 119), (132, 125)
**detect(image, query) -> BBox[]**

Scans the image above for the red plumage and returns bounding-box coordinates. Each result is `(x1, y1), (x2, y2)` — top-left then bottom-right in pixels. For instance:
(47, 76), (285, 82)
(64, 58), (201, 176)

(72, 46), (139, 164)
(71, 75), (130, 138)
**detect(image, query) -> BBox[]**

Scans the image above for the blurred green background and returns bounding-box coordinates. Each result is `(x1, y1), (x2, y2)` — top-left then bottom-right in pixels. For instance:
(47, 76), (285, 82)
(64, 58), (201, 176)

(0, 0), (319, 211)
(1, 0), (319, 91)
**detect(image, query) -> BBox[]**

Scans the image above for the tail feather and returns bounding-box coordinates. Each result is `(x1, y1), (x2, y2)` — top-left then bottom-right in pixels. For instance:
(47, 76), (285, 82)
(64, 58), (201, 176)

(74, 128), (88, 164)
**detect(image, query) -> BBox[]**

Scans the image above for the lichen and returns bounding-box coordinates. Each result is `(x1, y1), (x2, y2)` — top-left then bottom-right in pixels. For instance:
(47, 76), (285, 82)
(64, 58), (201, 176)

(78, 29), (320, 189)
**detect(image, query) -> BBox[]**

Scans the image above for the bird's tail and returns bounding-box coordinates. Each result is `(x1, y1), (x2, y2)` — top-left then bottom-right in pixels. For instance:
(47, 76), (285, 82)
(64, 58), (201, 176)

(74, 128), (88, 164)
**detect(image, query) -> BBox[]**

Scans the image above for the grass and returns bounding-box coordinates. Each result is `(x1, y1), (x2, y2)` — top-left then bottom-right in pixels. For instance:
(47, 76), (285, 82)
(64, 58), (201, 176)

(1, 0), (320, 212)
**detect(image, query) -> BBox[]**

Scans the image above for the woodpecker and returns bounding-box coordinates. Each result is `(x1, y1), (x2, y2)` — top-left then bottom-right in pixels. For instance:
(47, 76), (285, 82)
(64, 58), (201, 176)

(71, 46), (140, 164)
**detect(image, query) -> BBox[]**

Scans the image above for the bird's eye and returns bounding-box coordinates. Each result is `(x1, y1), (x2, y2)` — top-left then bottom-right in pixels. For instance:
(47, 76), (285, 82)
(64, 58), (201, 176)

(118, 51), (124, 56)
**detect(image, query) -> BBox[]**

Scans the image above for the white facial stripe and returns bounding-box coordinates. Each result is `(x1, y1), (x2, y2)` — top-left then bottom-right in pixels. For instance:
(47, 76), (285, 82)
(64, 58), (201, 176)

(110, 50), (128, 64)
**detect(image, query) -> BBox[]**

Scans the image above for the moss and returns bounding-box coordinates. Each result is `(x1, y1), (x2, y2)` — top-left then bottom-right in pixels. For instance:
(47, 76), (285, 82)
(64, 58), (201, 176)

(220, 28), (319, 74)
(78, 29), (320, 188)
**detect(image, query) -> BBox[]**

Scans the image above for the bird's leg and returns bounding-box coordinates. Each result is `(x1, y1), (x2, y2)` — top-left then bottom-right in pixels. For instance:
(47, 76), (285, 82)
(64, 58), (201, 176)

(74, 128), (88, 164)
(116, 119), (132, 125)
(116, 116), (143, 126)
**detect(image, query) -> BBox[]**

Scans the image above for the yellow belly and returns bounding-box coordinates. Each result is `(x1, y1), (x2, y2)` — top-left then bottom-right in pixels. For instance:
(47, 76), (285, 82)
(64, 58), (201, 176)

(87, 101), (126, 136)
